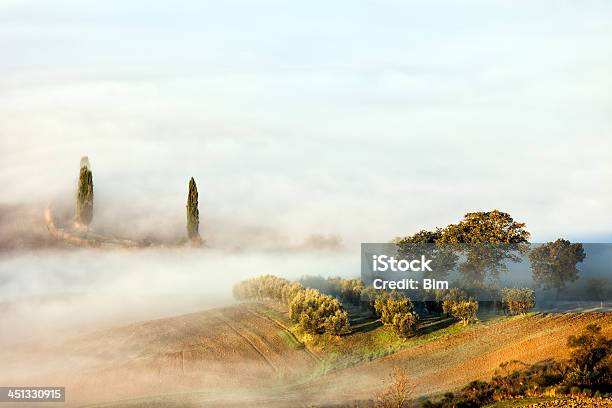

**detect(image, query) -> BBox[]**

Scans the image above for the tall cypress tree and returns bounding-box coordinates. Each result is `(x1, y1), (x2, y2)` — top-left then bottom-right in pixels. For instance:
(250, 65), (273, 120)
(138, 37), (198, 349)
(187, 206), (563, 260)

(186, 177), (200, 240)
(75, 157), (94, 226)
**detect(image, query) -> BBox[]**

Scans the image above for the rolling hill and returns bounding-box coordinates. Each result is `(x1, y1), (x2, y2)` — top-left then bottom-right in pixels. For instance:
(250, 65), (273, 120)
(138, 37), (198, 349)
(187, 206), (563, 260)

(1, 303), (610, 407)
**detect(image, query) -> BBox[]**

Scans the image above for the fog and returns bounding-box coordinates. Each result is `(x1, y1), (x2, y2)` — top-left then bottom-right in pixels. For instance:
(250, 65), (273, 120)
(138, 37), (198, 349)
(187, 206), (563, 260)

(0, 238), (361, 406)
(1, 2), (611, 404)
(0, 246), (357, 345)
(1, 1), (612, 244)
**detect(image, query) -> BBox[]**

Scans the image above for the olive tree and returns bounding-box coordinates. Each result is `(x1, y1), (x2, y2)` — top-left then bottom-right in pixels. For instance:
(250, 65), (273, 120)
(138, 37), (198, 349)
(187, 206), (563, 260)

(501, 288), (535, 315)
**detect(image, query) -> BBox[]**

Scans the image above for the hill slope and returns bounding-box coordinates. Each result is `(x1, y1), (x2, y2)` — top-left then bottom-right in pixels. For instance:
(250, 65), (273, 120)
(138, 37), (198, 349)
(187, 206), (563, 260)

(0, 304), (317, 406)
(1, 305), (609, 407)
(298, 312), (612, 406)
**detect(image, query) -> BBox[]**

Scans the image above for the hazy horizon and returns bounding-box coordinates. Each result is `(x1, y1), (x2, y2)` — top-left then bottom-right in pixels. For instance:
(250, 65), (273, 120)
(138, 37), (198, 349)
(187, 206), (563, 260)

(1, 0), (611, 247)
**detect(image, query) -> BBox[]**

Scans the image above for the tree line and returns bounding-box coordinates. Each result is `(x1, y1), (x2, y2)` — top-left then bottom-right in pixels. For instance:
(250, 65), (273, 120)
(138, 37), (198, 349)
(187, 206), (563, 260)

(395, 211), (588, 298)
(300, 275), (535, 323)
(235, 274), (537, 341)
(233, 275), (351, 336)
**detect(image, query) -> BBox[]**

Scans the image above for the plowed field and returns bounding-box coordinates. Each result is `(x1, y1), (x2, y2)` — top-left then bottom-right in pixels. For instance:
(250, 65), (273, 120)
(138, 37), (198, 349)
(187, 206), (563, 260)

(1, 305), (609, 408)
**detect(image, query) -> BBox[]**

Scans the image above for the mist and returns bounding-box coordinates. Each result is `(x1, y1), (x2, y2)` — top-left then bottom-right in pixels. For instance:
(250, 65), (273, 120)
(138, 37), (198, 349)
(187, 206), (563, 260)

(0, 243), (360, 407)
(1, 2), (611, 406)
(1, 1), (612, 244)
(0, 246), (357, 345)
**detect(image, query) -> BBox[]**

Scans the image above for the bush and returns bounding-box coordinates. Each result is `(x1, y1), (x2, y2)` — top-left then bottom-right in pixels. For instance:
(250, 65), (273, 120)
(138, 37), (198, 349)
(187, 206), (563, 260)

(339, 279), (365, 305)
(233, 275), (292, 302)
(361, 287), (384, 313)
(374, 291), (419, 337)
(298, 275), (340, 296)
(421, 326), (612, 407)
(282, 282), (304, 305)
(324, 310), (351, 336)
(436, 288), (478, 324)
(565, 324), (612, 389)
(448, 299), (479, 325)
(375, 366), (412, 408)
(392, 313), (418, 338)
(288, 289), (315, 321)
(440, 288), (468, 315)
(299, 276), (366, 306)
(292, 291), (350, 335)
(501, 288), (535, 315)
(234, 275), (351, 336)
(439, 289), (478, 325)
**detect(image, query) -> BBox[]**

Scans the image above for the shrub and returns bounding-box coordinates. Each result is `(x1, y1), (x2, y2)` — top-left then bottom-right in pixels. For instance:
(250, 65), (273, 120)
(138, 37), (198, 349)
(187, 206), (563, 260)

(288, 289), (312, 321)
(448, 299), (479, 325)
(501, 288), (535, 315)
(324, 310), (351, 336)
(361, 286), (383, 313)
(299, 276), (366, 307)
(421, 325), (612, 407)
(375, 366), (412, 408)
(565, 324), (612, 389)
(289, 288), (349, 335)
(233, 275), (292, 302)
(340, 279), (365, 305)
(458, 380), (495, 407)
(234, 275), (350, 336)
(282, 282), (304, 305)
(439, 288), (478, 325)
(373, 291), (419, 337)
(299, 275), (340, 296)
(392, 313), (418, 338)
(440, 288), (468, 315)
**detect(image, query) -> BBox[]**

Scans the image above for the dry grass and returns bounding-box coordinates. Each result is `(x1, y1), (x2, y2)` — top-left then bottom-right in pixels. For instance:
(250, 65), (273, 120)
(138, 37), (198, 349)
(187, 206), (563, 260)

(1, 303), (609, 408)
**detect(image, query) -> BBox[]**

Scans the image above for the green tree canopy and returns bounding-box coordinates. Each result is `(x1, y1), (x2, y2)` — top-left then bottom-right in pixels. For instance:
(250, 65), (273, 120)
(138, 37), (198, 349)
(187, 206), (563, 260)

(394, 228), (457, 280)
(437, 210), (530, 244)
(439, 211), (530, 283)
(529, 239), (585, 294)
(396, 211), (530, 284)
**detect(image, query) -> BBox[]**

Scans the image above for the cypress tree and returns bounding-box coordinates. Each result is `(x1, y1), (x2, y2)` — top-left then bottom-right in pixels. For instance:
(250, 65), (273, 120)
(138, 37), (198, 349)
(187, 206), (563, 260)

(186, 177), (200, 240)
(75, 157), (94, 226)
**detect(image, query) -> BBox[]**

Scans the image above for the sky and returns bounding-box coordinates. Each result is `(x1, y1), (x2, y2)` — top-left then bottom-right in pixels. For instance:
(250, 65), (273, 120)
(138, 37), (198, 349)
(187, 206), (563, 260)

(1, 0), (611, 245)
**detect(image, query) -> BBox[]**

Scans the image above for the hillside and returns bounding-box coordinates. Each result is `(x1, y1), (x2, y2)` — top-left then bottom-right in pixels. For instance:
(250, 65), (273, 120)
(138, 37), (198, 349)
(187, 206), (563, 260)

(0, 304), (317, 406)
(299, 311), (612, 406)
(1, 304), (610, 407)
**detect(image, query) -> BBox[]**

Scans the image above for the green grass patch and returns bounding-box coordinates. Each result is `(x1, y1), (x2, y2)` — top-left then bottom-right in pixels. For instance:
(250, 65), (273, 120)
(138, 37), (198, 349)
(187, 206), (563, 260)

(249, 302), (293, 325)
(278, 329), (305, 350)
(249, 302), (518, 384)
(306, 317), (469, 377)
(484, 396), (571, 407)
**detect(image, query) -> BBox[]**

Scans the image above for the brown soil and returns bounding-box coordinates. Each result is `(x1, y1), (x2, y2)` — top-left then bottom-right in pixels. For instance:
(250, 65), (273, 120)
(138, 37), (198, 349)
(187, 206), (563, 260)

(0, 305), (317, 406)
(300, 312), (612, 407)
(0, 306), (609, 408)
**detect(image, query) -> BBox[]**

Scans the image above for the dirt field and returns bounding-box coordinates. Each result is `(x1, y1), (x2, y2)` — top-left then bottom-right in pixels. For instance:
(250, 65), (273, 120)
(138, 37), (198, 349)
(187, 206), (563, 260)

(0, 305), (610, 408)
(299, 312), (612, 407)
(0, 304), (318, 406)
